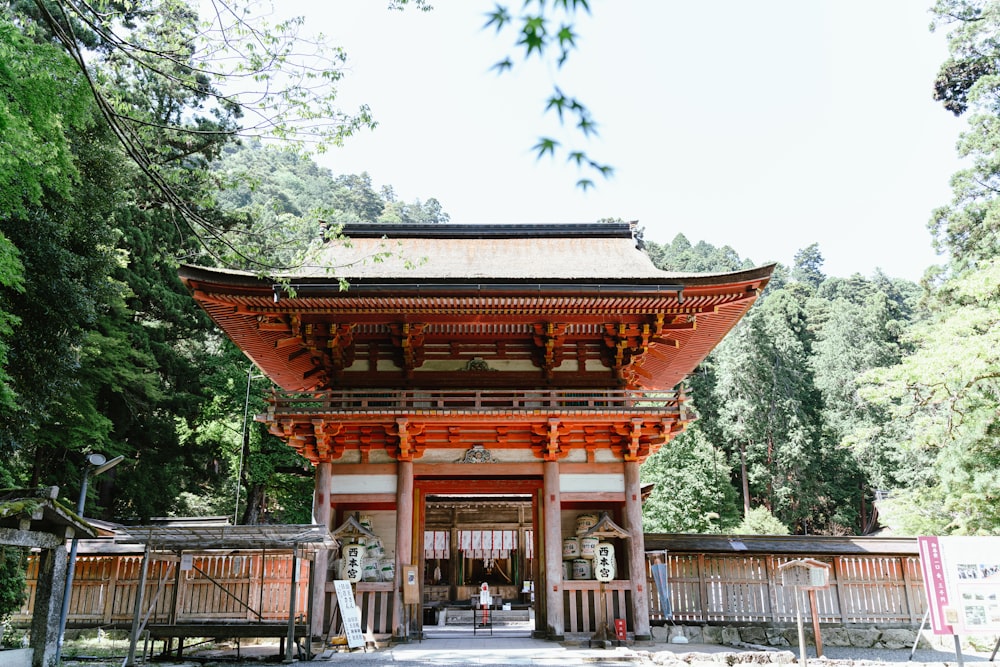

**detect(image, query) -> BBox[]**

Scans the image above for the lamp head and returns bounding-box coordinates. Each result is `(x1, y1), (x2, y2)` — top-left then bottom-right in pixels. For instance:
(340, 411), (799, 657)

(84, 453), (124, 476)
(86, 453), (107, 467)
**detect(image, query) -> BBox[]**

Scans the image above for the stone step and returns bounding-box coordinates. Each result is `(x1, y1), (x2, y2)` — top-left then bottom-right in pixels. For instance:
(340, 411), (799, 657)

(442, 609), (532, 625)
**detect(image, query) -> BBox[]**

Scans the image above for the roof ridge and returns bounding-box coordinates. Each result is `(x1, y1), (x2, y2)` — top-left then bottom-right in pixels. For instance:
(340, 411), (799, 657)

(337, 222), (637, 239)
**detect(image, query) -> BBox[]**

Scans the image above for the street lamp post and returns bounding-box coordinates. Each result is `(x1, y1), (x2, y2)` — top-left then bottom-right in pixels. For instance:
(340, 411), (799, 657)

(55, 453), (124, 664)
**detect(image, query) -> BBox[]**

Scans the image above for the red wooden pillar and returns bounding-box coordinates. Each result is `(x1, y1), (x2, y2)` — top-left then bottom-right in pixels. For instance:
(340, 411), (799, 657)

(624, 461), (651, 639)
(310, 461), (332, 636)
(393, 460), (414, 638)
(543, 461), (564, 639)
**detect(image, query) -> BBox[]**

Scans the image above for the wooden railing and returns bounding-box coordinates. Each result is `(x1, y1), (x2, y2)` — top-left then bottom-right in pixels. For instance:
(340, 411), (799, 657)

(649, 553), (925, 625)
(563, 580), (630, 633)
(14, 552), (309, 627)
(15, 547), (926, 630)
(266, 389), (687, 416)
(354, 582), (393, 635)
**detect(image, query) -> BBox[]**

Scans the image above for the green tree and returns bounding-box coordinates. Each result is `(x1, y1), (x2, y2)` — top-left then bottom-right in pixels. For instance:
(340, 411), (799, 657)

(0, 25), (123, 490)
(813, 289), (912, 487)
(0, 546), (25, 623)
(852, 0), (1000, 535)
(792, 243), (825, 290)
(735, 506), (790, 535)
(929, 0), (1000, 271)
(714, 290), (859, 534)
(0, 239), (21, 412)
(859, 263), (1000, 534)
(641, 424), (740, 533)
(0, 14), (95, 412)
(645, 234), (754, 274)
(17, 0), (375, 268)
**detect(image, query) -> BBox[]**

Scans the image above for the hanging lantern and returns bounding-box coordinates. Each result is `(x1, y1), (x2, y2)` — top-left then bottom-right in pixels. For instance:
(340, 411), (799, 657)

(341, 543), (365, 583)
(594, 542), (616, 582)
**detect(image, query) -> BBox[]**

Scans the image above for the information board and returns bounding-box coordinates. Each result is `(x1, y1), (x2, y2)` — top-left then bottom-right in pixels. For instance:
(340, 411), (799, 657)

(918, 536), (1000, 635)
(333, 580), (366, 649)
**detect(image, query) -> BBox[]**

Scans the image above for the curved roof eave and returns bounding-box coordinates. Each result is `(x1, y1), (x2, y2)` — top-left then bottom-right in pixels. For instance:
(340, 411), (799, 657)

(178, 262), (776, 294)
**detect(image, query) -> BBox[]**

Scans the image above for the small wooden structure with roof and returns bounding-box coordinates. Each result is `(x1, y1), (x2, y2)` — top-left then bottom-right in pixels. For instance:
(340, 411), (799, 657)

(0, 487), (96, 667)
(179, 222), (772, 641)
(113, 523), (333, 665)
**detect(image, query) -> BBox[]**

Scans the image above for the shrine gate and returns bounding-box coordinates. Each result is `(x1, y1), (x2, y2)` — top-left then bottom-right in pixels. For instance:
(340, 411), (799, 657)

(179, 222), (773, 640)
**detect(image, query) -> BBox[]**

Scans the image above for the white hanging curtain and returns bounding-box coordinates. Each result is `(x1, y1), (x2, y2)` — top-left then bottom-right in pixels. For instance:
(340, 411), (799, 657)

(458, 530), (518, 559)
(423, 530), (450, 559)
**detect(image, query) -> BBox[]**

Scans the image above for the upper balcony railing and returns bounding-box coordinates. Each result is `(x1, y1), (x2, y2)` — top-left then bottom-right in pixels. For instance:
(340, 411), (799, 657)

(265, 389), (688, 417)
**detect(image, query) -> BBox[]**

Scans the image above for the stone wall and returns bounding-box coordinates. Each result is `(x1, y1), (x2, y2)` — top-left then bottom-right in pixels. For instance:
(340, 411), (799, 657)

(649, 623), (935, 650)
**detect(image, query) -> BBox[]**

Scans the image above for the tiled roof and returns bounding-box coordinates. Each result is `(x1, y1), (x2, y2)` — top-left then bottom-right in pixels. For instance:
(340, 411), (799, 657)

(179, 223), (775, 392)
(281, 222), (724, 281)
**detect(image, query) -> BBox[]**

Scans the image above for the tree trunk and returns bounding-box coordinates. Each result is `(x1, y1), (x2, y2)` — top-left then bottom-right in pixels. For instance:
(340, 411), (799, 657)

(740, 442), (750, 516)
(241, 483), (265, 525)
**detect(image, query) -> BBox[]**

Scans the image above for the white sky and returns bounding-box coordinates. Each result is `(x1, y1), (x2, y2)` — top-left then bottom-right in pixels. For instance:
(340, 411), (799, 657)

(278, 1), (966, 281)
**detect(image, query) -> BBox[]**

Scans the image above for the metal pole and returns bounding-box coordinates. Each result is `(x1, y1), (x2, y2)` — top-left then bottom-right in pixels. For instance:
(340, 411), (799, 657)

(234, 363), (254, 525)
(284, 550), (299, 663)
(953, 634), (965, 667)
(125, 545), (151, 667)
(909, 608), (930, 661)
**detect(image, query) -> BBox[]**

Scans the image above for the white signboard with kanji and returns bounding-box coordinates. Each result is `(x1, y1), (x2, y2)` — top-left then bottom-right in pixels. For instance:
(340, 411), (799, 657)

(918, 536), (1000, 635)
(333, 580), (365, 648)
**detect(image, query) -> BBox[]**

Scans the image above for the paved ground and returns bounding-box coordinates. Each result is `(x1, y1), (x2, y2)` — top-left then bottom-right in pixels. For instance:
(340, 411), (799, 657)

(70, 625), (998, 667)
(309, 638), (999, 667)
(173, 629), (999, 667)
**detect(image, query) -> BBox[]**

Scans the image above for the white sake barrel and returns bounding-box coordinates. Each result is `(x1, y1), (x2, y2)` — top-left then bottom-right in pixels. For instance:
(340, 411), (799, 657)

(576, 513), (599, 534)
(580, 535), (599, 559)
(572, 558), (592, 580)
(562, 536), (580, 560)
(562, 560), (572, 580)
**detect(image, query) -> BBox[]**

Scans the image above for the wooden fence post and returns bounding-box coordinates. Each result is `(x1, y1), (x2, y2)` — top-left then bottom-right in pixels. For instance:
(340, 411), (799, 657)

(697, 553), (709, 622)
(901, 555), (918, 624)
(833, 556), (849, 624)
(765, 555), (780, 622)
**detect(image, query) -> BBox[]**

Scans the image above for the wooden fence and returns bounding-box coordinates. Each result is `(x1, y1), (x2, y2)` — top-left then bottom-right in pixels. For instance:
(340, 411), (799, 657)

(14, 551), (309, 627)
(648, 552), (925, 625)
(563, 580), (631, 634)
(15, 546), (926, 630)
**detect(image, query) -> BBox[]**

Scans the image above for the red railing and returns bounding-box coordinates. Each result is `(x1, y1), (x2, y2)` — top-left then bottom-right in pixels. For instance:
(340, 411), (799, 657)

(266, 388), (688, 415)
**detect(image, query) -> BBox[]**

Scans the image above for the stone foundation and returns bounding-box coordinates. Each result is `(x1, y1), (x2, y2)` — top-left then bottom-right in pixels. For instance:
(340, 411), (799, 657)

(648, 624), (944, 651)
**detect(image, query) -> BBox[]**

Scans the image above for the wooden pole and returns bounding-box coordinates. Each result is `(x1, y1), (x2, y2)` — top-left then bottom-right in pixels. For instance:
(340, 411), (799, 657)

(542, 461), (564, 640)
(393, 460), (414, 639)
(624, 461), (651, 640)
(807, 588), (823, 657)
